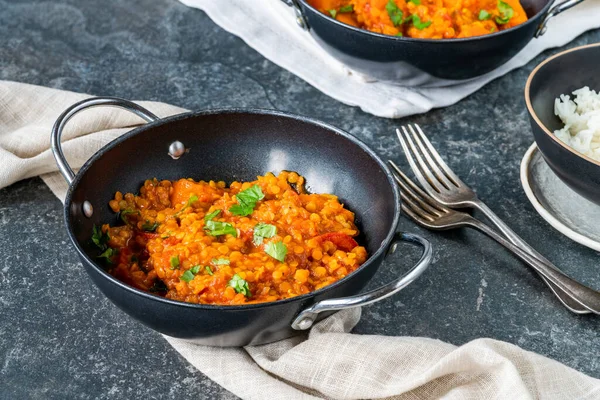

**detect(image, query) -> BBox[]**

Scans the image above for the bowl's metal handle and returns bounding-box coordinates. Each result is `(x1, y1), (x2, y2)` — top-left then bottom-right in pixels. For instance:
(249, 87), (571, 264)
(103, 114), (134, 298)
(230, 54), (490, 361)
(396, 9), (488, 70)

(291, 232), (433, 330)
(535, 0), (585, 37)
(50, 97), (159, 185)
(280, 0), (309, 30)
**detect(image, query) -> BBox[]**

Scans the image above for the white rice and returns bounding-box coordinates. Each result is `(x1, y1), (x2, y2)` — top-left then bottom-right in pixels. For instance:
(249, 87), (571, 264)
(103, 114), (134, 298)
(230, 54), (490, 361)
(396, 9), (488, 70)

(553, 86), (600, 161)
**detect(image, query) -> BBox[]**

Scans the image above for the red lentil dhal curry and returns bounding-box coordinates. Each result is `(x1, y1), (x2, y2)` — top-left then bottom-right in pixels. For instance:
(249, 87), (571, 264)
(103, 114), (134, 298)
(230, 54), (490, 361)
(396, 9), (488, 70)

(308, 0), (528, 39)
(91, 172), (368, 305)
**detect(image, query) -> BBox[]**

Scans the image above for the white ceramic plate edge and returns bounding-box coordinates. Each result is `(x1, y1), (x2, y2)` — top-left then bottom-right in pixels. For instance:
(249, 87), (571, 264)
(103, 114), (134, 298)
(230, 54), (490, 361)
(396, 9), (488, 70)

(520, 143), (600, 252)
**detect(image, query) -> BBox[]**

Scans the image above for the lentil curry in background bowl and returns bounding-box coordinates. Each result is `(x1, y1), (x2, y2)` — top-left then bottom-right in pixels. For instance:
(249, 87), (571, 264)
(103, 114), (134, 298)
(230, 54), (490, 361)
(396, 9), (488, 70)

(51, 97), (432, 346)
(282, 0), (586, 80)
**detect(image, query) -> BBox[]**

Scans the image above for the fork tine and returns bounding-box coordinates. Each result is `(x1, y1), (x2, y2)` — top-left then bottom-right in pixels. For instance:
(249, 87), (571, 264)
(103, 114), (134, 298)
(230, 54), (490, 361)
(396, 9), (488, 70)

(393, 173), (443, 218)
(400, 191), (435, 221)
(412, 124), (462, 186)
(388, 160), (451, 214)
(396, 127), (450, 193)
(401, 204), (431, 228)
(407, 125), (455, 189)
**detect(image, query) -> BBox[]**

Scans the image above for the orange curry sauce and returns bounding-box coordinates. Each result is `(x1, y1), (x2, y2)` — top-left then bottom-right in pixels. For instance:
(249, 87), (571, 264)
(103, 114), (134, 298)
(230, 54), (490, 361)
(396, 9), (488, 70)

(92, 172), (368, 305)
(308, 0), (528, 39)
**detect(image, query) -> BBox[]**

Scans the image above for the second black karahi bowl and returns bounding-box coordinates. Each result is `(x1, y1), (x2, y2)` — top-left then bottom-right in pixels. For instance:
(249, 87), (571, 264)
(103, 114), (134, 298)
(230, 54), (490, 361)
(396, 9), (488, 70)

(282, 0), (585, 80)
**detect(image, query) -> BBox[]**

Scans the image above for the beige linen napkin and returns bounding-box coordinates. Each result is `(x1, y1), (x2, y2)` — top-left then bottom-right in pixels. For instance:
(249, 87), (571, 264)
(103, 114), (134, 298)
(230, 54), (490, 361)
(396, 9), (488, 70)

(3, 80), (599, 399)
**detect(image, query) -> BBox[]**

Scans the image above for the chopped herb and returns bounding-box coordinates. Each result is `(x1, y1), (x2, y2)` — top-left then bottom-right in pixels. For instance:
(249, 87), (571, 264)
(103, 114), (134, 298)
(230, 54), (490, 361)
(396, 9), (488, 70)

(204, 209), (221, 221)
(478, 10), (491, 20)
(396, 32), (404, 36)
(408, 0), (421, 4)
(205, 266), (214, 275)
(253, 223), (277, 246)
(91, 225), (110, 250)
(328, 9), (337, 18)
(141, 221), (159, 232)
(174, 194), (199, 216)
(212, 258), (230, 265)
(386, 0), (404, 26)
(170, 255), (180, 270)
(180, 270), (195, 282)
(119, 209), (139, 225)
(229, 185), (265, 217)
(339, 4), (354, 12)
(190, 265), (202, 274)
(410, 15), (432, 29)
(495, 0), (514, 24)
(204, 220), (237, 237)
(97, 248), (116, 264)
(265, 241), (287, 262)
(149, 279), (168, 293)
(228, 274), (251, 297)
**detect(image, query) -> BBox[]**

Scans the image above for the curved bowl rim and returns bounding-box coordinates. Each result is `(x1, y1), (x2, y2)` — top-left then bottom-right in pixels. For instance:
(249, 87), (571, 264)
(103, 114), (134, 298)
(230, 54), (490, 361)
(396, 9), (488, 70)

(519, 143), (600, 252)
(64, 108), (401, 312)
(297, 0), (553, 44)
(524, 42), (600, 169)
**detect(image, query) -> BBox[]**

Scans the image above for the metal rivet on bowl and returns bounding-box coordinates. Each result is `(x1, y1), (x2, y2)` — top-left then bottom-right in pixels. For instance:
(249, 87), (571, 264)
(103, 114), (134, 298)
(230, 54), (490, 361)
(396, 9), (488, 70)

(297, 318), (313, 330)
(168, 141), (187, 159)
(82, 201), (93, 218)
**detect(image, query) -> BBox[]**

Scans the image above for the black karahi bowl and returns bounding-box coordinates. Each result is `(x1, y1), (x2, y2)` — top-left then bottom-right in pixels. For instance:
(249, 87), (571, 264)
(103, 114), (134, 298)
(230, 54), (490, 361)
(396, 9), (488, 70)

(51, 97), (433, 347)
(525, 43), (600, 206)
(282, 0), (585, 80)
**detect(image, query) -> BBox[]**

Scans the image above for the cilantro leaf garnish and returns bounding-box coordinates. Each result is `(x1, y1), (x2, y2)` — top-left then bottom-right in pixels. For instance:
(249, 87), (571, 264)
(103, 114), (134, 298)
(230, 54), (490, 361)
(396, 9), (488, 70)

(228, 274), (251, 297)
(97, 248), (117, 264)
(204, 209), (221, 221)
(495, 1), (514, 24)
(170, 255), (180, 270)
(212, 258), (230, 265)
(408, 0), (421, 4)
(119, 209), (140, 225)
(180, 270), (195, 282)
(204, 220), (237, 237)
(264, 241), (287, 262)
(410, 15), (432, 29)
(141, 221), (159, 232)
(478, 10), (491, 20)
(91, 225), (110, 250)
(181, 265), (203, 282)
(174, 194), (199, 216)
(386, 0), (404, 26)
(253, 223), (277, 246)
(205, 266), (214, 275)
(190, 265), (201, 274)
(229, 185), (265, 217)
(339, 4), (353, 12)
(328, 9), (337, 18)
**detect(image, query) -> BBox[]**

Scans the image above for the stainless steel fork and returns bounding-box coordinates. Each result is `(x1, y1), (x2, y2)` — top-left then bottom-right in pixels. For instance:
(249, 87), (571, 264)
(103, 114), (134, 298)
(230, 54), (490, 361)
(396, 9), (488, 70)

(391, 167), (600, 314)
(393, 123), (600, 314)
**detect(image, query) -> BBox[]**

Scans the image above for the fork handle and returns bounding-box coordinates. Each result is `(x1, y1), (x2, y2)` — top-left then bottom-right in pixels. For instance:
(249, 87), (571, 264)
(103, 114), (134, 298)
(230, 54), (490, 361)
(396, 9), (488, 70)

(472, 200), (593, 314)
(466, 218), (600, 314)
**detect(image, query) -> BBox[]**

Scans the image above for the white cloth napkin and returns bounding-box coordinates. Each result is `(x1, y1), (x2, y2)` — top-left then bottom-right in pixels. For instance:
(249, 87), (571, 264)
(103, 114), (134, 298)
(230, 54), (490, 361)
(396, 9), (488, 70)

(2, 80), (600, 399)
(178, 0), (600, 118)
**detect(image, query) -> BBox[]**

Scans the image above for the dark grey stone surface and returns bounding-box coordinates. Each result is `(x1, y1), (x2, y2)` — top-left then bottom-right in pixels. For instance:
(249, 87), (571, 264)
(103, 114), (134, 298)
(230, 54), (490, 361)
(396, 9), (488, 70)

(0, 0), (599, 398)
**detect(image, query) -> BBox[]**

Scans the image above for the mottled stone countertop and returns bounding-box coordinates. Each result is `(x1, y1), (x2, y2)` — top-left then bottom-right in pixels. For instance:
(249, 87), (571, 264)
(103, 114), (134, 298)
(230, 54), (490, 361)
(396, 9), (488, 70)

(1, 0), (599, 398)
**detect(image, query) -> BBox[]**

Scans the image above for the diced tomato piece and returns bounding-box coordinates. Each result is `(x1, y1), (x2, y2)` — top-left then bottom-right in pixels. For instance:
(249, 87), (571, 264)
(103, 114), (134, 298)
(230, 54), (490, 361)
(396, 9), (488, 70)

(317, 232), (358, 252)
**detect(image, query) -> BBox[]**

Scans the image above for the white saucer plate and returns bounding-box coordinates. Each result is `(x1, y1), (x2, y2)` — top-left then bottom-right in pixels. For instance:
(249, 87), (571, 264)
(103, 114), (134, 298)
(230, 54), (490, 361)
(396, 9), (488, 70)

(520, 143), (600, 252)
